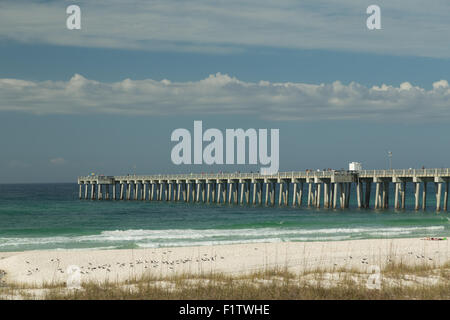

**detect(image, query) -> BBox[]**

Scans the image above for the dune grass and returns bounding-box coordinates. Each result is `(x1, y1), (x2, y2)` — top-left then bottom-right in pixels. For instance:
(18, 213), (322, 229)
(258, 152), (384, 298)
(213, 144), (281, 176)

(1, 262), (449, 300)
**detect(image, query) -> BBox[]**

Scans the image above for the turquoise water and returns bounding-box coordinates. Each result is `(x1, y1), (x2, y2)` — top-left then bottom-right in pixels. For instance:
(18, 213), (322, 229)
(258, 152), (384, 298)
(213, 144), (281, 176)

(0, 183), (449, 252)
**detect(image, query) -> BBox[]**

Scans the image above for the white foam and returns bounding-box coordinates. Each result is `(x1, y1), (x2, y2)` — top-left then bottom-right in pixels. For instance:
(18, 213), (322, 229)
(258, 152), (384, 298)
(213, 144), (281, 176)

(0, 225), (446, 249)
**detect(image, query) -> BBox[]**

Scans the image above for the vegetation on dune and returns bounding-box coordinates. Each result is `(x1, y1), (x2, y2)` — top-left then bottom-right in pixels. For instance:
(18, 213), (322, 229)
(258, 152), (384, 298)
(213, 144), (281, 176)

(1, 262), (449, 300)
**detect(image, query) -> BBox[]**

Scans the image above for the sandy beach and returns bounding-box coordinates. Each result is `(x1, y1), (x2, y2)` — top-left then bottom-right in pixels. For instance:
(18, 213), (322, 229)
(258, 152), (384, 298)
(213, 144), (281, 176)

(0, 238), (449, 287)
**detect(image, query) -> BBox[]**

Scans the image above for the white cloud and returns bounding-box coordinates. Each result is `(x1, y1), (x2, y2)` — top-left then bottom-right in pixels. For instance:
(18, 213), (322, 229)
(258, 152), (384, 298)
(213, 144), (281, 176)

(0, 73), (449, 122)
(50, 157), (66, 165)
(0, 1), (449, 58)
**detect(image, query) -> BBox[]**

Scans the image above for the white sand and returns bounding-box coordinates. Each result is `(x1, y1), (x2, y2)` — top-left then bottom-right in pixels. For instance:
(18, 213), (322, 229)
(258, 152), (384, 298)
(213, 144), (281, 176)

(0, 238), (449, 286)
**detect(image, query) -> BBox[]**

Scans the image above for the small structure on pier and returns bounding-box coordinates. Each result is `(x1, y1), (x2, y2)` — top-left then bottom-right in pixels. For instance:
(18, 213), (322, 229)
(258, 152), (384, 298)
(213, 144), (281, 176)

(78, 169), (450, 211)
(349, 162), (362, 171)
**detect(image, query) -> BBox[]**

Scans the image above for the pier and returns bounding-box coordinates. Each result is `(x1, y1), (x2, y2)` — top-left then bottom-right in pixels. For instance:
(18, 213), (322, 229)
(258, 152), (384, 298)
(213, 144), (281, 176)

(78, 169), (450, 211)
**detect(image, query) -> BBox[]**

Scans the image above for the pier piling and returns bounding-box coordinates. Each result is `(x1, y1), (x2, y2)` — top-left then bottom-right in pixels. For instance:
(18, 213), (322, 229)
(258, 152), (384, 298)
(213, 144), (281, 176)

(78, 169), (450, 211)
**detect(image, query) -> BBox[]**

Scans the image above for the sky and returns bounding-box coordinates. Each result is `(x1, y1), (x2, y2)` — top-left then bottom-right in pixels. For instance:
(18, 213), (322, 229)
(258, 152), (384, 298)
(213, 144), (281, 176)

(0, 0), (449, 183)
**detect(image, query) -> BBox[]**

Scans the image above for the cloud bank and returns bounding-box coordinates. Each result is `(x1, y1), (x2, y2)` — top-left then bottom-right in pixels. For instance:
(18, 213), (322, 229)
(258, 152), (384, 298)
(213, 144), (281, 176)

(0, 73), (449, 122)
(0, 0), (449, 58)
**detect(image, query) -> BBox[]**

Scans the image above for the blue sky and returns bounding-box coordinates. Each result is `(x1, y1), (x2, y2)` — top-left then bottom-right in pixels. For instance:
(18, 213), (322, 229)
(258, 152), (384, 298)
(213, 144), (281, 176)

(0, 0), (449, 183)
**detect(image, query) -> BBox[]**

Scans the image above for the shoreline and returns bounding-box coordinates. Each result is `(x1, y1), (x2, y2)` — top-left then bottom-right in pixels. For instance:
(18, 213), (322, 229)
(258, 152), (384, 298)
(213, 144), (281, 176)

(0, 237), (449, 287)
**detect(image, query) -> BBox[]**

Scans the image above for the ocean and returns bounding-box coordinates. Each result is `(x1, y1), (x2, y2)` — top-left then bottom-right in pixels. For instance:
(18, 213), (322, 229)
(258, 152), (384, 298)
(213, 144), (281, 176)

(0, 183), (449, 252)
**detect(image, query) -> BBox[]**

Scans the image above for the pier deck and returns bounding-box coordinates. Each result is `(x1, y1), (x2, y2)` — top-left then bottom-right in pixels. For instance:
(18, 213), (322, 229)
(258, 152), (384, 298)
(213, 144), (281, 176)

(78, 169), (450, 211)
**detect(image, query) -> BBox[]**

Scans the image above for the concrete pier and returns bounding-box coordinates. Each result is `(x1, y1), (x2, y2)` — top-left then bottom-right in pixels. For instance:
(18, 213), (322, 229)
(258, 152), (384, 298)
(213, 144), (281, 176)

(78, 169), (450, 211)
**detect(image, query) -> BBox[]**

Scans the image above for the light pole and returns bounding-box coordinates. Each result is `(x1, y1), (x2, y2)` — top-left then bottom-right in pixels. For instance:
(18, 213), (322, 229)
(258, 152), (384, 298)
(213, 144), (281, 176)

(388, 151), (392, 170)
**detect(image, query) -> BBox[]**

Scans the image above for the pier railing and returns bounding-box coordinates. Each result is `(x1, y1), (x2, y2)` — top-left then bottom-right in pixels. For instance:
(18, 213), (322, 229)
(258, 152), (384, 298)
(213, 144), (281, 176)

(359, 168), (450, 177)
(79, 170), (353, 182)
(77, 168), (450, 211)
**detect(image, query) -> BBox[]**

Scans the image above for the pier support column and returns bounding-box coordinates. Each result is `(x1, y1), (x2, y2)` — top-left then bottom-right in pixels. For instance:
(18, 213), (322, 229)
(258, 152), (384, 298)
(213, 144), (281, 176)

(148, 183), (152, 201)
(381, 182), (387, 208)
(374, 183), (380, 209)
(112, 184), (116, 200)
(216, 183), (222, 203)
(313, 184), (317, 207)
(285, 183), (290, 206)
(191, 182), (196, 202)
(435, 182), (442, 211)
(154, 183), (159, 201)
(228, 183), (233, 204)
(343, 183), (348, 208)
(150, 183), (155, 201)
(316, 183), (321, 208)
(414, 183), (420, 210)
(84, 184), (89, 200)
(307, 183), (312, 207)
(105, 185), (110, 200)
(444, 182), (449, 211)
(206, 183), (210, 203)
(132, 182), (137, 200)
(168, 182), (175, 201)
(333, 183), (338, 208)
(155, 183), (159, 201)
(142, 183), (147, 201)
(163, 182), (168, 201)
(240, 182), (245, 204)
(339, 183), (344, 209)
(383, 182), (389, 208)
(252, 182), (257, 204)
(79, 184), (82, 199)
(265, 183), (270, 205)
(345, 183), (351, 208)
(98, 184), (102, 200)
(365, 182), (371, 209)
(160, 182), (164, 201)
(292, 183), (298, 206)
(177, 182), (181, 201)
(234, 182), (238, 205)
(172, 183), (176, 201)
(222, 182), (227, 204)
(356, 182), (362, 208)
(150, 183), (158, 201)
(186, 183), (190, 202)
(211, 183), (216, 203)
(91, 183), (96, 200)
(201, 183), (206, 202)
(323, 183), (329, 208)
(298, 182), (303, 206)
(245, 182), (250, 204)
(401, 182), (406, 209)
(394, 183), (399, 209)
(258, 182), (263, 204)
(120, 183), (124, 200)
(278, 182), (284, 206)
(179, 183), (183, 201)
(270, 183), (275, 205)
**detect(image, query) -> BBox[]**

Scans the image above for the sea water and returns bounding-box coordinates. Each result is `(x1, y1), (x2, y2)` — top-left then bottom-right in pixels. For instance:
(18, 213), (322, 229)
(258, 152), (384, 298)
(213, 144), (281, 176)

(0, 183), (448, 252)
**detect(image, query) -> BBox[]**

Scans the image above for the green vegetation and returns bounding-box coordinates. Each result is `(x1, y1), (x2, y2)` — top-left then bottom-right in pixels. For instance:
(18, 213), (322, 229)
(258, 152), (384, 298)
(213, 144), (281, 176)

(1, 262), (449, 300)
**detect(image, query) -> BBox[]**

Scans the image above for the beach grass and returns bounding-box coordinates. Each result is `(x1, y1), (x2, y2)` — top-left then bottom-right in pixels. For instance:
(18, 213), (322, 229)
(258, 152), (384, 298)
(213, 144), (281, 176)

(2, 262), (449, 300)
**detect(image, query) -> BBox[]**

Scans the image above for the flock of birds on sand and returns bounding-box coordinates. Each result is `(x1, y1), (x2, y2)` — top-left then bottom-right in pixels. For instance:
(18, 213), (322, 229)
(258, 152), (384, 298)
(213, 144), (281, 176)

(24, 251), (225, 276)
(19, 248), (441, 277)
